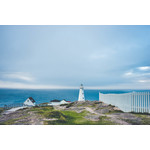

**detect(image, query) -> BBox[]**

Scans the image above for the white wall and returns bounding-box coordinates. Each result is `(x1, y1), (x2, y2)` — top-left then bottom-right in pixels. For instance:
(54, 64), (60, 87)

(24, 98), (35, 106)
(60, 100), (68, 104)
(49, 102), (61, 106)
(49, 100), (69, 106)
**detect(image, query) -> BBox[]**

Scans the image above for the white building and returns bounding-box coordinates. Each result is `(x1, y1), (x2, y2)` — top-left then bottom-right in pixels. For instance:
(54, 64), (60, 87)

(49, 99), (71, 106)
(78, 84), (85, 101)
(24, 97), (36, 106)
(60, 100), (70, 105)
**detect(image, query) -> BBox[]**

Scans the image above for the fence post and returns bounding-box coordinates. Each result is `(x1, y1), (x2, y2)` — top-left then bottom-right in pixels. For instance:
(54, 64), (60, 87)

(131, 93), (132, 112)
(146, 92), (148, 113)
(148, 92), (150, 113)
(144, 92), (146, 113)
(138, 92), (139, 113)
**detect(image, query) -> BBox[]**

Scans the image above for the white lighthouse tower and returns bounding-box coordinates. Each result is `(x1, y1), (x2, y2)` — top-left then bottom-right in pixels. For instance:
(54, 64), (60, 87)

(78, 84), (85, 101)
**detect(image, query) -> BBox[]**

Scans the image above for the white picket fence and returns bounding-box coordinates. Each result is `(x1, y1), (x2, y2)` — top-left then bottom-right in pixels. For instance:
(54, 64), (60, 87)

(99, 92), (150, 113)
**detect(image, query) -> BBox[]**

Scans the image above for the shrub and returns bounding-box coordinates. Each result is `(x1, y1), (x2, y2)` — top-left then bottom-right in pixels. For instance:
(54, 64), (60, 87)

(60, 103), (69, 106)
(0, 108), (4, 114)
(45, 111), (66, 119)
(66, 102), (74, 108)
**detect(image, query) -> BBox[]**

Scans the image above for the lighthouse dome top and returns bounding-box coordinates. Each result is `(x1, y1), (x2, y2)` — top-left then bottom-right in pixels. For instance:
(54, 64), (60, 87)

(80, 84), (84, 88)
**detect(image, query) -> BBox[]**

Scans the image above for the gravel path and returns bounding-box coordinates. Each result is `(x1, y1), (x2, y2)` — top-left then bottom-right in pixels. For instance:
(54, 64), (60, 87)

(107, 114), (131, 125)
(28, 112), (43, 125)
(0, 109), (44, 125)
(84, 107), (130, 125)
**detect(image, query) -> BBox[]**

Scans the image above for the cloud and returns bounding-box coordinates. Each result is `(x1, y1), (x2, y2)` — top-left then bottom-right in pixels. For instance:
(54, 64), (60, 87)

(2, 72), (34, 82)
(0, 80), (77, 89)
(124, 71), (133, 77)
(0, 80), (149, 89)
(1, 26), (150, 89)
(138, 80), (150, 83)
(123, 66), (150, 85)
(138, 66), (150, 71)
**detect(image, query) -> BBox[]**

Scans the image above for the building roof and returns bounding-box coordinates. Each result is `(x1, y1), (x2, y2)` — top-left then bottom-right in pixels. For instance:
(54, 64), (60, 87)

(50, 99), (61, 102)
(28, 97), (36, 103)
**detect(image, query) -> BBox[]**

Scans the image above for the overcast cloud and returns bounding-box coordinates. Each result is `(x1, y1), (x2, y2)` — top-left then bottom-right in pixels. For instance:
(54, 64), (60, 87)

(0, 25), (150, 89)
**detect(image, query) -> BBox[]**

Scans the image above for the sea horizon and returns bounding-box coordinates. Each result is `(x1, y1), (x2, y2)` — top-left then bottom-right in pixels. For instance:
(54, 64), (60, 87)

(0, 88), (149, 107)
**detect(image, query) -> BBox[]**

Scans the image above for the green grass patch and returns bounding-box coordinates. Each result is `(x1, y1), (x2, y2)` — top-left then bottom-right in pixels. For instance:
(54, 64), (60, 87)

(122, 113), (150, 125)
(0, 118), (19, 125)
(0, 107), (4, 116)
(130, 112), (150, 115)
(29, 106), (53, 112)
(98, 116), (116, 125)
(60, 103), (69, 106)
(10, 105), (116, 125)
(135, 114), (150, 125)
(0, 113), (30, 125)
(44, 110), (116, 125)
(106, 110), (124, 114)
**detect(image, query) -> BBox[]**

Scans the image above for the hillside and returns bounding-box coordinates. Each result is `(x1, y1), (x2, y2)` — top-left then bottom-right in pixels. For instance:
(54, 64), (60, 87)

(0, 101), (150, 125)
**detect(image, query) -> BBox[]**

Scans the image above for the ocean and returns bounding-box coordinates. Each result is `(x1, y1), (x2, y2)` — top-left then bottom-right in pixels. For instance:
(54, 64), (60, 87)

(0, 89), (149, 107)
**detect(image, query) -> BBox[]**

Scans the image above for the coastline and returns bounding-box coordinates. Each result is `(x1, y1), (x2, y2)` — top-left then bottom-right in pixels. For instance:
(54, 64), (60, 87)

(1, 101), (150, 125)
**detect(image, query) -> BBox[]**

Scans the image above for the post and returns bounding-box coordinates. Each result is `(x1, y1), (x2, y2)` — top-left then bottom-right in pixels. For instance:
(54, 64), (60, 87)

(136, 92), (137, 112)
(143, 92), (145, 113)
(137, 92), (139, 112)
(144, 92), (146, 113)
(145, 92), (147, 113)
(139, 92), (141, 113)
(135, 92), (137, 112)
(141, 92), (143, 113)
(148, 92), (150, 113)
(131, 93), (133, 112)
(133, 92), (135, 112)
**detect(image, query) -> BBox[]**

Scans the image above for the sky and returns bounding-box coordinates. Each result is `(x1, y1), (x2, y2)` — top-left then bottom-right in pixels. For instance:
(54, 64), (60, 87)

(0, 25), (150, 89)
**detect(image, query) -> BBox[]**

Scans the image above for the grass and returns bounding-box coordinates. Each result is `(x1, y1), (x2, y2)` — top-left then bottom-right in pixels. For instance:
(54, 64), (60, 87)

(0, 107), (4, 117)
(106, 110), (124, 115)
(120, 112), (150, 125)
(60, 103), (69, 106)
(44, 110), (116, 125)
(0, 118), (19, 125)
(130, 112), (150, 115)
(66, 103), (74, 108)
(98, 116), (116, 125)
(0, 114), (30, 125)
(134, 114), (150, 125)
(24, 105), (116, 125)
(0, 105), (117, 125)
(29, 106), (53, 113)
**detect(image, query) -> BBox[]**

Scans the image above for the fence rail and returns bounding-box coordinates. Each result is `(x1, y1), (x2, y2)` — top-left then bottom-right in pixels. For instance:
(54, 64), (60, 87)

(99, 92), (150, 113)
(4, 103), (24, 110)
(3, 103), (49, 110)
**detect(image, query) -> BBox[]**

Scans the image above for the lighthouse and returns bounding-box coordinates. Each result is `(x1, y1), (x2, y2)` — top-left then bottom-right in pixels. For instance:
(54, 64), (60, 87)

(78, 84), (85, 101)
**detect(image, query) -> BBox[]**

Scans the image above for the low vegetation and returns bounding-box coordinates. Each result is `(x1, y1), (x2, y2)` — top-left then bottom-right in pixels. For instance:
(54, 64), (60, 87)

(1, 101), (150, 125)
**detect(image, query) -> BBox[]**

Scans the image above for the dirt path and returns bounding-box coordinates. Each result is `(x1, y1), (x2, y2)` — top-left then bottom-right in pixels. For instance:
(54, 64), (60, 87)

(0, 109), (44, 125)
(85, 107), (103, 115)
(28, 112), (43, 125)
(107, 114), (131, 125)
(85, 107), (130, 125)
